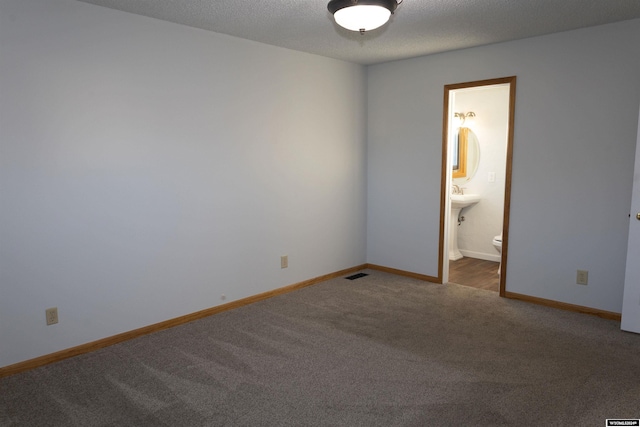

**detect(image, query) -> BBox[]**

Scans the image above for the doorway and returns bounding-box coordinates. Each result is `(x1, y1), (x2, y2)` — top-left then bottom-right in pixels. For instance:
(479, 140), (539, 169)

(439, 77), (516, 296)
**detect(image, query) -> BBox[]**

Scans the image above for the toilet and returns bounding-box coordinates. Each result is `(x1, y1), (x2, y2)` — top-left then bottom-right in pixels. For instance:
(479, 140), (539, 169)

(492, 234), (502, 275)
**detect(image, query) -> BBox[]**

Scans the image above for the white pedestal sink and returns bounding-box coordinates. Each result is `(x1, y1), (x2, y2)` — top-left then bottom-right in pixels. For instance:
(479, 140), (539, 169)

(449, 194), (481, 260)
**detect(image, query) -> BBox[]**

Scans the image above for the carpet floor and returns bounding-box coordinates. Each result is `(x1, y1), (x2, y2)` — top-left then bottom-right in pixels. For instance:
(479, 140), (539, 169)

(1, 269), (639, 426)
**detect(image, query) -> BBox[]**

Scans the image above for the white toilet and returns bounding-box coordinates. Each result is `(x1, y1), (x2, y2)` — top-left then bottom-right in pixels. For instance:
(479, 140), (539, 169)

(492, 234), (502, 275)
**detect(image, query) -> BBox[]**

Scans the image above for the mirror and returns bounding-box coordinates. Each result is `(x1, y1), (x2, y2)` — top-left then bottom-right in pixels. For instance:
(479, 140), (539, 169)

(452, 127), (480, 183)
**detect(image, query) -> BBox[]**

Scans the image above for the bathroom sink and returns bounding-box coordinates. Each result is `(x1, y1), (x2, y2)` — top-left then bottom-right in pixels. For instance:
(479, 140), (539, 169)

(448, 194), (481, 260)
(451, 194), (481, 209)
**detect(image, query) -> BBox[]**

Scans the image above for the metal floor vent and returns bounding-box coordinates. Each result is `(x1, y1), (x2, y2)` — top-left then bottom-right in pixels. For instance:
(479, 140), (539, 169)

(345, 273), (369, 280)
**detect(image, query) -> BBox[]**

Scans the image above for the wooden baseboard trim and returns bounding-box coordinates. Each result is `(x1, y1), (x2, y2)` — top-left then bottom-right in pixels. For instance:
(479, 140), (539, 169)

(504, 291), (622, 321)
(0, 264), (367, 378)
(366, 264), (439, 283)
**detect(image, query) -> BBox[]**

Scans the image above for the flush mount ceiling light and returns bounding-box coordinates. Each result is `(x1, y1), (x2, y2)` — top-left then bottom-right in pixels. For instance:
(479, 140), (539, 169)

(328, 0), (402, 34)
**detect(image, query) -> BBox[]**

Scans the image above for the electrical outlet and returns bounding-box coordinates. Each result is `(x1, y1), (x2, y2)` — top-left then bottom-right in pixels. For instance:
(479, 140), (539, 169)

(576, 270), (588, 285)
(45, 307), (58, 325)
(281, 255), (288, 269)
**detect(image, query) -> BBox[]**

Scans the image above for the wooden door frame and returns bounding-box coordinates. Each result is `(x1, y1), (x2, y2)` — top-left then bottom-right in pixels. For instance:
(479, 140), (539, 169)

(438, 76), (517, 296)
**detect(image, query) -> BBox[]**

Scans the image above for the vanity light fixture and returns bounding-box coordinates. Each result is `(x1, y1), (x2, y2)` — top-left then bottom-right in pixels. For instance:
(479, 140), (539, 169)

(454, 111), (476, 128)
(328, 0), (402, 34)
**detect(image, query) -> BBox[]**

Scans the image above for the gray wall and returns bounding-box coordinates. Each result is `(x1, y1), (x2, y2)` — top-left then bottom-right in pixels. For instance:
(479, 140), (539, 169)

(0, 0), (367, 367)
(367, 20), (640, 313)
(2, 0), (639, 369)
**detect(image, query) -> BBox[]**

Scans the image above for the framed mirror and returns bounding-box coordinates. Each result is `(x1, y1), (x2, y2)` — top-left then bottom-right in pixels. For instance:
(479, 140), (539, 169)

(452, 128), (467, 178)
(452, 127), (480, 182)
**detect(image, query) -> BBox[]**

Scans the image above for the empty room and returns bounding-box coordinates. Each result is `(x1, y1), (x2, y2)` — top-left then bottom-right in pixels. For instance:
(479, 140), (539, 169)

(2, 0), (640, 425)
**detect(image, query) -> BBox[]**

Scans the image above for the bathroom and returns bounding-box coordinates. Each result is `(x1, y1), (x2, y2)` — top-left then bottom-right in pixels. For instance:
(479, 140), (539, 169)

(448, 83), (510, 291)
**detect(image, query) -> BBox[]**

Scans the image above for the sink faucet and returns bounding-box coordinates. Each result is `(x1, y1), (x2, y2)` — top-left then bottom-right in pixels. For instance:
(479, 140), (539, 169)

(452, 184), (463, 195)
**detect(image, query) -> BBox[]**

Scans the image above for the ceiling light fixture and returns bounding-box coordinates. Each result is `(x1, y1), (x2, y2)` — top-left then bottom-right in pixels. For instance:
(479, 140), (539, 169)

(328, 0), (401, 34)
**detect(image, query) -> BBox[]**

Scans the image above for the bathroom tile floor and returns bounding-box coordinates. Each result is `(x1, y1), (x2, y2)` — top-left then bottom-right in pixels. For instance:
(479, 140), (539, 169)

(448, 257), (500, 292)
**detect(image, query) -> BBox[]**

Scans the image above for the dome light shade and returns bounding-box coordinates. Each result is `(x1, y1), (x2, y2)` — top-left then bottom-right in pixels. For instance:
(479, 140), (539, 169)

(328, 0), (398, 33)
(333, 5), (390, 32)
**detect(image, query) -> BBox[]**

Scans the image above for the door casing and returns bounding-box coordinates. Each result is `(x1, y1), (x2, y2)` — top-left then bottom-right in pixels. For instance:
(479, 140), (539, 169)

(438, 76), (517, 296)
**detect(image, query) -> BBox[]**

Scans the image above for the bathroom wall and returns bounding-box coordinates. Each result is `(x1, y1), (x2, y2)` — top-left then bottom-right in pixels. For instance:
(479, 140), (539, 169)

(454, 85), (510, 262)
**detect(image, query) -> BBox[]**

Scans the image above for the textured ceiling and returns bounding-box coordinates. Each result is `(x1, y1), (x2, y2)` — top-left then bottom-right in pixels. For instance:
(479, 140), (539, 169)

(77, 0), (640, 65)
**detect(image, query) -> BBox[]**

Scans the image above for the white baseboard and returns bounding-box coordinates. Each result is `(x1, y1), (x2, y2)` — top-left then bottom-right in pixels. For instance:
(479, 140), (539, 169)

(459, 250), (501, 263)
